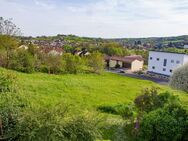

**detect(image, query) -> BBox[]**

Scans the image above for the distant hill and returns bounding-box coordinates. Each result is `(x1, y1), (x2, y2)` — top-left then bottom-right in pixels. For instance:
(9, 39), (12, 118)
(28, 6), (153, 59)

(110, 35), (188, 49)
(20, 34), (188, 49)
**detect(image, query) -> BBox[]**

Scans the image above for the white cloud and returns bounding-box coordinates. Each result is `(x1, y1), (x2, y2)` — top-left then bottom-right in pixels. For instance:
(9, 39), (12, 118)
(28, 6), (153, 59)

(0, 0), (188, 38)
(33, 0), (56, 10)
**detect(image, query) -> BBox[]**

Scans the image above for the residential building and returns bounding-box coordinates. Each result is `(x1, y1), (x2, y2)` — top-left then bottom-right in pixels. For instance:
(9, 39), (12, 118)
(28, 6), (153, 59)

(105, 55), (144, 72)
(18, 45), (29, 50)
(148, 51), (188, 76)
(40, 47), (64, 56)
(184, 45), (188, 49)
(73, 48), (90, 57)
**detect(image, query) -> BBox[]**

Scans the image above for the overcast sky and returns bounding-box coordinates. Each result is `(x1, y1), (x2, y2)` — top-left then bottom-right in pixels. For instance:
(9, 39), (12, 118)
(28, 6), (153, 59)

(1, 0), (188, 38)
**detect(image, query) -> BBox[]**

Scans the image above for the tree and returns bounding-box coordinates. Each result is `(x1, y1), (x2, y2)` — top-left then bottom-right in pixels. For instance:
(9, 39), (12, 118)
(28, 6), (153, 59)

(63, 45), (74, 53)
(0, 17), (21, 68)
(133, 49), (148, 64)
(0, 17), (21, 36)
(0, 35), (19, 68)
(27, 42), (38, 56)
(135, 87), (159, 113)
(170, 63), (188, 92)
(100, 42), (130, 56)
(87, 52), (104, 74)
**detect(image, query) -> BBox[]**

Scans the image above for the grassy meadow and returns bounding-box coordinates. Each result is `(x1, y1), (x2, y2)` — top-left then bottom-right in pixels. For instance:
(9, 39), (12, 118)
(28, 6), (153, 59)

(1, 68), (188, 140)
(1, 68), (187, 110)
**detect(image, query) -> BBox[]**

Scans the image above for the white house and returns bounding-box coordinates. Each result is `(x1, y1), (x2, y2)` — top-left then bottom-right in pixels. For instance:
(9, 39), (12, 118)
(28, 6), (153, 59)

(18, 45), (29, 50)
(184, 45), (188, 49)
(148, 51), (188, 76)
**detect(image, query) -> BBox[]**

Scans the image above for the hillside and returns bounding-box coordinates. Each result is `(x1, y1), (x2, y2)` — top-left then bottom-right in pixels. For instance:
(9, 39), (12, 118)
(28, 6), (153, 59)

(1, 68), (188, 140)
(12, 69), (187, 110)
(1, 68), (187, 111)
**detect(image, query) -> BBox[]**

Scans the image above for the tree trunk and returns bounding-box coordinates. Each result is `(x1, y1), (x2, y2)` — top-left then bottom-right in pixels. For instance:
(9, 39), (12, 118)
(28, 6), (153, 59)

(6, 48), (10, 68)
(0, 118), (3, 136)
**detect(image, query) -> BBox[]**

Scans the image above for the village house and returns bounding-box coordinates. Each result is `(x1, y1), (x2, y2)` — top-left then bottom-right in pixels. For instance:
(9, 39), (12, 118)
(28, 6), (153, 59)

(73, 48), (90, 57)
(41, 47), (64, 56)
(184, 45), (188, 49)
(148, 51), (188, 76)
(105, 55), (144, 72)
(18, 45), (29, 50)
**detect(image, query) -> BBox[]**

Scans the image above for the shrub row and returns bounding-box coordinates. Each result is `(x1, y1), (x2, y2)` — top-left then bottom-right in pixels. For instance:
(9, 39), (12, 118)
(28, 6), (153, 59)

(0, 47), (104, 74)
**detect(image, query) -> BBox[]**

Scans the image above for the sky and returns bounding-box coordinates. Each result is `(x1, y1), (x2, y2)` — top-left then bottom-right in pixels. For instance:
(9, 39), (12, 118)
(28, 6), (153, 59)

(1, 0), (188, 38)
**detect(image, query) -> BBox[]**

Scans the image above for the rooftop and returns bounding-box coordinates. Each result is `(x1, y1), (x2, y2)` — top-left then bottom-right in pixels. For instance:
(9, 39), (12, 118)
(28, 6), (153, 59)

(40, 47), (64, 54)
(105, 55), (144, 63)
(150, 50), (188, 55)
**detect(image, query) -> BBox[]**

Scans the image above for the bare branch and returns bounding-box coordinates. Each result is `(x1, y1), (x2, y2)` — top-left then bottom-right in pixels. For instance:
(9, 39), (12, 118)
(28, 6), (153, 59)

(0, 17), (22, 36)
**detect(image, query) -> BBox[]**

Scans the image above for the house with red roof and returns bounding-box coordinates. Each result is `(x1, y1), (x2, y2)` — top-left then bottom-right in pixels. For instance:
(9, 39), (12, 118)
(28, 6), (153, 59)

(105, 55), (144, 72)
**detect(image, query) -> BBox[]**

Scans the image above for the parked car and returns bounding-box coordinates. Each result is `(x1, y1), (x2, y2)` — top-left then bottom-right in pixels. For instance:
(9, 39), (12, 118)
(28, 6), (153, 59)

(119, 69), (125, 73)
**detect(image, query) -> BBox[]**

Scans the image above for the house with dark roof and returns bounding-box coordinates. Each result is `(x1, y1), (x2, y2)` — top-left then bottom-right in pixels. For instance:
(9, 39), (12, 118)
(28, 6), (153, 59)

(105, 55), (144, 72)
(73, 48), (90, 57)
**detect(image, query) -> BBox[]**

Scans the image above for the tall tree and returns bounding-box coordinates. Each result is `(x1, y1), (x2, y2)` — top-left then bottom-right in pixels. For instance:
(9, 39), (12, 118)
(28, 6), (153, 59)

(0, 35), (18, 68)
(88, 52), (104, 74)
(0, 17), (21, 36)
(0, 17), (21, 68)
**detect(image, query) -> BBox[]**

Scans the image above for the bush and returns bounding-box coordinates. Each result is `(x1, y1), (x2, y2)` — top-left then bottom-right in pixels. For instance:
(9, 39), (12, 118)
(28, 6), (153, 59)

(62, 53), (84, 74)
(0, 93), (26, 140)
(170, 63), (188, 92)
(0, 50), (7, 68)
(41, 54), (64, 74)
(10, 50), (36, 73)
(62, 115), (102, 141)
(0, 72), (17, 93)
(97, 105), (119, 115)
(139, 103), (188, 141)
(87, 52), (104, 74)
(97, 104), (134, 119)
(134, 87), (173, 113)
(0, 96), (103, 141)
(17, 105), (102, 141)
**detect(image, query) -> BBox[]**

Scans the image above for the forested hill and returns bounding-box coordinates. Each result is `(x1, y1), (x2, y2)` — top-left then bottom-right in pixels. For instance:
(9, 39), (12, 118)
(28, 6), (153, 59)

(110, 35), (188, 48)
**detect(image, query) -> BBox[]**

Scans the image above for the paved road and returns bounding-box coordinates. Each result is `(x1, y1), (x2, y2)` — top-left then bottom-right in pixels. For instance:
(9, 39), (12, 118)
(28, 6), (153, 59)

(107, 70), (169, 85)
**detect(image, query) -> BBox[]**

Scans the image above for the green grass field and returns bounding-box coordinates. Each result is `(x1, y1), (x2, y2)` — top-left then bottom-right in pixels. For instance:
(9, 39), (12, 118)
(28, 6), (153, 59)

(1, 68), (188, 140)
(1, 68), (187, 110)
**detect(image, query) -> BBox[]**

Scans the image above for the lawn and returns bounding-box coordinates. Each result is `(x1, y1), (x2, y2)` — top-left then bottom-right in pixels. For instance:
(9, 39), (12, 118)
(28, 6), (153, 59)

(1, 68), (188, 140)
(1, 68), (186, 110)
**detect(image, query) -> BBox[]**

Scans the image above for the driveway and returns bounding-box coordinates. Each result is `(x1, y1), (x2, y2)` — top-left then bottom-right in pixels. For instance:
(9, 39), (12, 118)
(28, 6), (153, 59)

(107, 69), (169, 85)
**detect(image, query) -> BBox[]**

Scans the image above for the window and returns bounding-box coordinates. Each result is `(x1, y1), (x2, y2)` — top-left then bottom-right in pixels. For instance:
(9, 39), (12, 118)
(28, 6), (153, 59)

(176, 60), (180, 64)
(150, 57), (153, 60)
(163, 68), (166, 71)
(170, 69), (173, 73)
(171, 60), (174, 63)
(156, 58), (160, 61)
(152, 66), (155, 69)
(163, 59), (167, 66)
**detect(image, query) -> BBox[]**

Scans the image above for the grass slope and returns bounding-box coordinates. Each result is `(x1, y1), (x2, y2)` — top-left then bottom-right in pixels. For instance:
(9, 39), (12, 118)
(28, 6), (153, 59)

(1, 68), (187, 111)
(1, 68), (188, 140)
